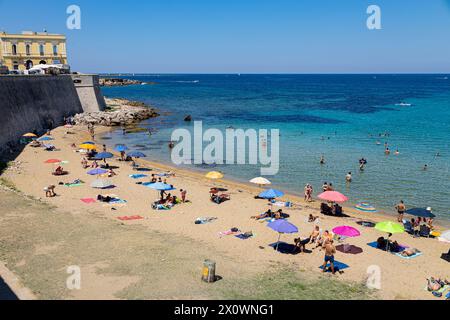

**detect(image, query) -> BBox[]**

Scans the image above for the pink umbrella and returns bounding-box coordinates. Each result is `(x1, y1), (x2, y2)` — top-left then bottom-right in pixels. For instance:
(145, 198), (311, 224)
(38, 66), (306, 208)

(318, 191), (349, 203)
(332, 226), (361, 238)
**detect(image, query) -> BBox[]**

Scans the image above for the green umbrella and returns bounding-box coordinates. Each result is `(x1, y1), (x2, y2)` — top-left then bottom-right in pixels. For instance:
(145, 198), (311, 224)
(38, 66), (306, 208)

(375, 221), (404, 234)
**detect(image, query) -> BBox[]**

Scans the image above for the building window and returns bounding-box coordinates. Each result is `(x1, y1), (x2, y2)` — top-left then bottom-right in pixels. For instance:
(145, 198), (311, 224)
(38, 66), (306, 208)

(26, 44), (31, 56)
(39, 44), (45, 56)
(53, 45), (58, 56)
(13, 62), (19, 70)
(12, 44), (17, 55)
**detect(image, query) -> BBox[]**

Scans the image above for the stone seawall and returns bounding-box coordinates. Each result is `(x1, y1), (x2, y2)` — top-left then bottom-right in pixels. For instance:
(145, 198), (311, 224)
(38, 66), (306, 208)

(0, 75), (84, 155)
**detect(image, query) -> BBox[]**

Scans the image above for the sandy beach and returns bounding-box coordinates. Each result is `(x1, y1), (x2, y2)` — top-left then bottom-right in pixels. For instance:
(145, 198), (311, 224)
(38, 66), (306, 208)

(0, 124), (449, 300)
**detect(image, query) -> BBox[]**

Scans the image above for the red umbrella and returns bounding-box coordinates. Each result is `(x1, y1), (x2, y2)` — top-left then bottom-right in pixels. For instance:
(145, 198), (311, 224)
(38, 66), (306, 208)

(318, 191), (349, 203)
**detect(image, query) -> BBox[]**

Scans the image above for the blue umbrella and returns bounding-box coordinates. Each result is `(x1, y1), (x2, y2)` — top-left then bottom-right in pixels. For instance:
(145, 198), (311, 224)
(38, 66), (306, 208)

(94, 152), (114, 160)
(87, 168), (108, 176)
(259, 189), (285, 200)
(406, 208), (436, 218)
(82, 141), (95, 145)
(38, 136), (54, 142)
(267, 220), (299, 252)
(146, 182), (176, 191)
(114, 145), (129, 152)
(128, 151), (147, 158)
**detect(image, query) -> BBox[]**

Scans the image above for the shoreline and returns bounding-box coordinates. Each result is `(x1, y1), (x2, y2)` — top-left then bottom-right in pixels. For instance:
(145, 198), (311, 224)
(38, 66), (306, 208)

(96, 125), (450, 230)
(1, 123), (449, 300)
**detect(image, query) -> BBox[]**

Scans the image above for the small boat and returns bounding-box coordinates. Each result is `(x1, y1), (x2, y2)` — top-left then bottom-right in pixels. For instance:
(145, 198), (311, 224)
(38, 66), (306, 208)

(395, 102), (412, 107)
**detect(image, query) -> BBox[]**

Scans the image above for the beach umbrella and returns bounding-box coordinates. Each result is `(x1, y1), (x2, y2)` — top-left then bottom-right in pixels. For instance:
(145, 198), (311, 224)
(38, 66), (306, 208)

(94, 152), (114, 160)
(81, 141), (95, 145)
(259, 189), (285, 200)
(127, 151), (147, 158)
(318, 191), (349, 203)
(355, 202), (377, 213)
(146, 182), (176, 191)
(37, 136), (54, 142)
(405, 207), (436, 218)
(332, 226), (361, 238)
(375, 221), (404, 234)
(250, 177), (272, 187)
(80, 144), (97, 150)
(267, 220), (299, 252)
(115, 145), (129, 152)
(23, 133), (37, 138)
(205, 171), (224, 180)
(91, 179), (113, 189)
(87, 168), (108, 176)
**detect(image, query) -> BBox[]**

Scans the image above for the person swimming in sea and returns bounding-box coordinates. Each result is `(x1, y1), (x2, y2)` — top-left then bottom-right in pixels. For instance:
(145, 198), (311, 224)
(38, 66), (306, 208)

(395, 149), (400, 155)
(320, 155), (326, 165)
(346, 172), (352, 183)
(385, 148), (391, 155)
(423, 164), (428, 171)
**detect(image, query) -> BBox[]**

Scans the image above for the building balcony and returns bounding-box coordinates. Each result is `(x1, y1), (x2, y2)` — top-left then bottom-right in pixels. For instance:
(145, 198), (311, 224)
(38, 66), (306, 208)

(2, 53), (67, 59)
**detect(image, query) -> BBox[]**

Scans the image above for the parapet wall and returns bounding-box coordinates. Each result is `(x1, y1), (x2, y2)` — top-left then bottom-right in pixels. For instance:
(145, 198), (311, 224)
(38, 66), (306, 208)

(0, 75), (95, 155)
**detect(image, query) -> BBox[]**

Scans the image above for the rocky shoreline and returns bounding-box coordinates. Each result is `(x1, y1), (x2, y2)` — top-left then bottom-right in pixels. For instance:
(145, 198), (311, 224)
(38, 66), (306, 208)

(73, 98), (159, 127)
(99, 78), (156, 87)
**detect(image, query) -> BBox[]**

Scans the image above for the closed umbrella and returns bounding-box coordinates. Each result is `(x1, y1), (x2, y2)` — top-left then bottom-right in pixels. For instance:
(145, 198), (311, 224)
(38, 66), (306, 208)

(267, 220), (299, 252)
(259, 189), (284, 200)
(318, 191), (349, 203)
(405, 208), (436, 218)
(91, 179), (113, 189)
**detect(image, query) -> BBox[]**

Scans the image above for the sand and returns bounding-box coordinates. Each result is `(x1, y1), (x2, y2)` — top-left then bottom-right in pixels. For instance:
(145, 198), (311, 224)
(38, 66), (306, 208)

(1, 125), (449, 300)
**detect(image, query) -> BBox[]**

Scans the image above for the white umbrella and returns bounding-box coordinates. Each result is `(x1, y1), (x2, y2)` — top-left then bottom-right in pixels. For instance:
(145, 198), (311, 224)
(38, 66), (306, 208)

(91, 179), (113, 189)
(250, 177), (272, 186)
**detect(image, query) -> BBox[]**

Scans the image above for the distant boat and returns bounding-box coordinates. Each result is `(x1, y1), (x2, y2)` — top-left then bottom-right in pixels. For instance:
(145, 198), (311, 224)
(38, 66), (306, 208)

(395, 102), (412, 107)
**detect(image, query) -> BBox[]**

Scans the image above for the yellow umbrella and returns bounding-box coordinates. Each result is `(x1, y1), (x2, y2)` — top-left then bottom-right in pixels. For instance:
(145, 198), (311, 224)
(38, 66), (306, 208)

(79, 144), (97, 150)
(23, 133), (37, 138)
(205, 171), (224, 180)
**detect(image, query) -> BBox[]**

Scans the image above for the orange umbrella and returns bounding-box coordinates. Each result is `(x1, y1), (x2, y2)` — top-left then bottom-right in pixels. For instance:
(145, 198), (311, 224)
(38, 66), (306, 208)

(44, 159), (62, 164)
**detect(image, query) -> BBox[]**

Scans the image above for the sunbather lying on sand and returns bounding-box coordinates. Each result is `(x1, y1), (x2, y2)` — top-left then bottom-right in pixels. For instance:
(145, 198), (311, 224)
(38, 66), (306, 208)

(251, 209), (273, 220)
(400, 248), (421, 257)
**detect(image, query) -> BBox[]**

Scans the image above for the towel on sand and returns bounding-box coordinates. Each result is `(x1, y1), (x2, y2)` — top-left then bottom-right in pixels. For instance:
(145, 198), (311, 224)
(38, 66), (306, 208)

(320, 261), (349, 272)
(129, 174), (148, 179)
(395, 251), (423, 259)
(81, 198), (96, 204)
(117, 215), (143, 221)
(235, 232), (254, 240)
(367, 241), (408, 252)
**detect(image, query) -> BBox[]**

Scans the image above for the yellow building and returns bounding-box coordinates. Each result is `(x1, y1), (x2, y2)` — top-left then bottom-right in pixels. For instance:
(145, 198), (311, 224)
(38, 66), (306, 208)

(0, 31), (68, 71)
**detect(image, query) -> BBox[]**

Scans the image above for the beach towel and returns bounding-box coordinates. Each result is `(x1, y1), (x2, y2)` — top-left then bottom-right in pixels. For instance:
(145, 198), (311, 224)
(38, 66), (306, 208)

(320, 261), (349, 272)
(195, 217), (217, 225)
(218, 230), (240, 237)
(395, 252), (423, 259)
(272, 201), (293, 208)
(367, 241), (408, 252)
(235, 232), (254, 240)
(81, 198), (96, 204)
(129, 174), (148, 179)
(64, 183), (84, 187)
(117, 215), (144, 221)
(103, 199), (127, 207)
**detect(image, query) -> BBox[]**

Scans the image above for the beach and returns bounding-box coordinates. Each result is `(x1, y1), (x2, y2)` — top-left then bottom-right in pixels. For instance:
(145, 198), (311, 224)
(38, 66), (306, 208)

(0, 124), (449, 300)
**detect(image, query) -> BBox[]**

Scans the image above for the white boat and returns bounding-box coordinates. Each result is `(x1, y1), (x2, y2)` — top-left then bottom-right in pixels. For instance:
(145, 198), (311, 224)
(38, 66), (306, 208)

(395, 102), (412, 107)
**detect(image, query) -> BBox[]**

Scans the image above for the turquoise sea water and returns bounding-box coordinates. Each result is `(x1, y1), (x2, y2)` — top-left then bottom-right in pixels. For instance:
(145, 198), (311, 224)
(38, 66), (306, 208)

(100, 74), (450, 223)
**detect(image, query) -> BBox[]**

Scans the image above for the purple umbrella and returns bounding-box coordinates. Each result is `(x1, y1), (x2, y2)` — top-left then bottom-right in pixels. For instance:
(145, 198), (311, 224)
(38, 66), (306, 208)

(267, 220), (298, 252)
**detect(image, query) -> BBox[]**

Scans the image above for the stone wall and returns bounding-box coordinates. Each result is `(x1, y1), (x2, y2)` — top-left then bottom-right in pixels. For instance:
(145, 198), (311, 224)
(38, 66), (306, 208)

(71, 74), (106, 113)
(0, 75), (84, 154)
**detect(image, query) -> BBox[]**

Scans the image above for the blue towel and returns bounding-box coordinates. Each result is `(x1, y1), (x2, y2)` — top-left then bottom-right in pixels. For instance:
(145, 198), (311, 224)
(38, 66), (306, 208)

(129, 174), (148, 179)
(394, 252), (423, 259)
(320, 261), (349, 272)
(367, 241), (408, 252)
(235, 234), (253, 240)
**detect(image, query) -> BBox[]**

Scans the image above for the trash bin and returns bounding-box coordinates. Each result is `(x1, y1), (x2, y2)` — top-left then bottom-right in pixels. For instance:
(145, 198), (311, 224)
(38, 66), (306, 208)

(202, 260), (216, 283)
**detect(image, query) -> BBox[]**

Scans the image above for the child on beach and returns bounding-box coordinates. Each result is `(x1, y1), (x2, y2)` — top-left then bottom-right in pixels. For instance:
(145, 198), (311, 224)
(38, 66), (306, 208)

(44, 185), (56, 198)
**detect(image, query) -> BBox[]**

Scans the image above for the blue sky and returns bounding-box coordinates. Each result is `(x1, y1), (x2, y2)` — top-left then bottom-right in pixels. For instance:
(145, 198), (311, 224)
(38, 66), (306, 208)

(1, 0), (450, 73)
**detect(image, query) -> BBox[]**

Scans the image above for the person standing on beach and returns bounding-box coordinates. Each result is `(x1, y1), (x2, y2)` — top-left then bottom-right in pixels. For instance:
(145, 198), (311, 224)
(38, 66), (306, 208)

(322, 239), (337, 275)
(395, 200), (406, 222)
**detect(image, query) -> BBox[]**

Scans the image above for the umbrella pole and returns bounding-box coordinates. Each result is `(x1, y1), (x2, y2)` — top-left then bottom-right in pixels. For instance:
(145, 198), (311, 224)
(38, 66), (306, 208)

(276, 233), (281, 252)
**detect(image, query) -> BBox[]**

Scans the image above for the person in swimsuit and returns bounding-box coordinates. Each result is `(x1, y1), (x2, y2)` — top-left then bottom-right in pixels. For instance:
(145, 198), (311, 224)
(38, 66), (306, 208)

(395, 200), (406, 222)
(346, 172), (352, 183)
(322, 240), (337, 274)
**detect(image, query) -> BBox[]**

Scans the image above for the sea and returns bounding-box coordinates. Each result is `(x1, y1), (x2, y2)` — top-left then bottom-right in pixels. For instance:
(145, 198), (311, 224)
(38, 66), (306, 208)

(99, 74), (450, 224)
